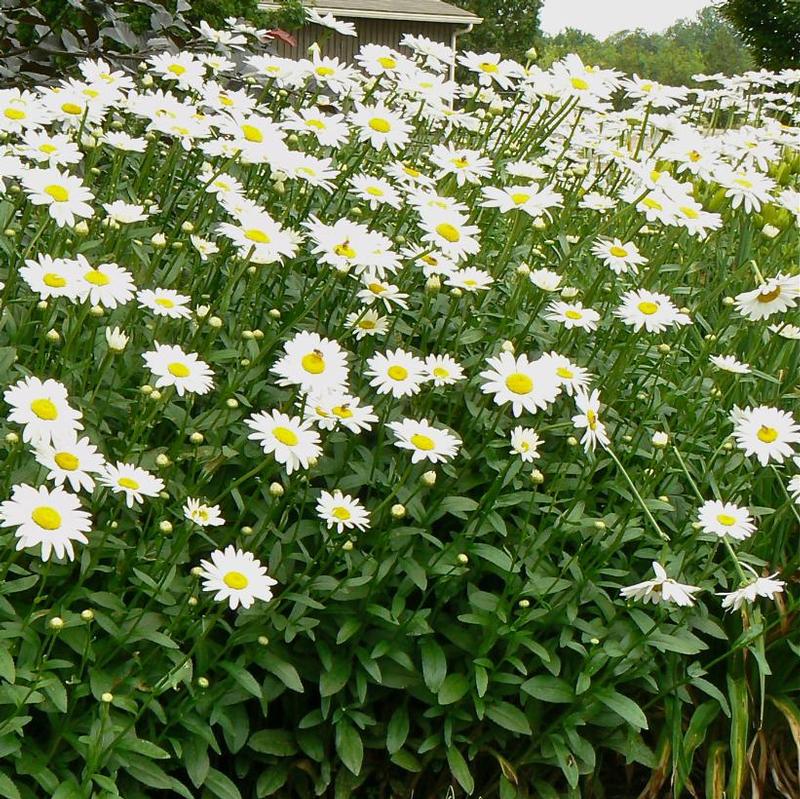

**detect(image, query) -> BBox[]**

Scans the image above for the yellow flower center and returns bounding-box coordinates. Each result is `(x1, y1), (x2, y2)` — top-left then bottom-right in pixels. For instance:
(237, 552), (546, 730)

(734, 178), (753, 189)
(556, 367), (574, 379)
(61, 102), (83, 115)
(680, 206), (700, 219)
(219, 94), (234, 106)
(332, 405), (353, 419)
(511, 193), (531, 205)
(641, 82), (654, 92)
(480, 62), (499, 73)
(433, 367), (449, 378)
(369, 117), (391, 133)
(44, 184), (69, 202)
(716, 514), (736, 526)
(223, 570), (249, 589)
(505, 373), (533, 394)
(452, 157), (469, 168)
(245, 228), (271, 244)
(273, 426), (299, 446)
(358, 320), (376, 330)
(638, 301), (659, 315)
(387, 365), (408, 381)
(54, 451), (79, 470)
(241, 124), (263, 143)
(757, 425), (778, 443)
(84, 269), (109, 286)
(83, 88), (99, 99)
(403, 165), (421, 177)
(118, 477), (140, 490)
(378, 56), (397, 69)
(306, 118), (325, 129)
(154, 298), (175, 309)
(168, 362), (190, 378)
(757, 286), (781, 304)
(688, 150), (702, 162)
(315, 66), (334, 77)
(410, 433), (435, 450)
(571, 77), (589, 90)
(643, 197), (663, 211)
(3, 107), (25, 120)
(43, 273), (67, 288)
(334, 242), (356, 258)
(366, 186), (384, 197)
(31, 398), (58, 420)
(39, 143), (58, 154)
(609, 245), (628, 258)
(332, 506), (351, 520)
(167, 64), (186, 76)
(301, 352), (326, 374)
(564, 310), (583, 320)
(587, 409), (598, 430)
(436, 223), (460, 243)
(32, 506), (62, 530)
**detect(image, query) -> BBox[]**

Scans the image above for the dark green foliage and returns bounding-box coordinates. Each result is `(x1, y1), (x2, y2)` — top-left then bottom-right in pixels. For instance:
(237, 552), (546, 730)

(458, 0), (543, 62)
(719, 0), (800, 69)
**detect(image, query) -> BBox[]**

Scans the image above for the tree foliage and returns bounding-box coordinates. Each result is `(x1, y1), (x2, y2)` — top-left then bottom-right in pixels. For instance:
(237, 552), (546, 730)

(718, 0), (800, 69)
(458, 0), (543, 62)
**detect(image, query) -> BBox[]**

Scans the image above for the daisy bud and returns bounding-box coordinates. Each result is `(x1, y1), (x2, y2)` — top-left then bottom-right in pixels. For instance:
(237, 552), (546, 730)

(4, 432), (18, 445)
(226, 398), (238, 409)
(722, 296), (735, 306)
(516, 263), (531, 276)
(247, 266), (257, 276)
(679, 307), (690, 315)
(269, 482), (284, 497)
(240, 358), (251, 367)
(142, 74), (154, 87)
(37, 300), (48, 311)
(762, 223), (780, 239)
(90, 305), (104, 318)
(623, 434), (633, 442)
(723, 440), (734, 451)
(209, 316), (223, 328)
(691, 521), (703, 530)
(8, 184), (19, 194)
(110, 521), (118, 529)
(105, 326), (129, 353)
(636, 392), (647, 401)
(567, 436), (578, 446)
(268, 309), (281, 320)
(155, 453), (170, 467)
(501, 340), (515, 353)
(422, 470), (437, 487)
(151, 232), (167, 248)
(159, 520), (173, 534)
(590, 637), (600, 645)
(518, 598), (530, 608)
(181, 221), (194, 233)
(90, 166), (101, 176)
(74, 220), (89, 235)
(532, 217), (547, 230)
(658, 495), (670, 504)
(188, 597), (197, 606)
(189, 432), (204, 445)
(253, 329), (264, 340)
(391, 503), (406, 519)
(657, 343), (671, 354)
(81, 609), (94, 621)
(171, 241), (183, 250)
(561, 286), (579, 299)
(457, 553), (469, 565)
(196, 305), (210, 319)
(450, 288), (463, 298)
(566, 235), (580, 244)
(351, 206), (363, 218)
(530, 469), (544, 485)
(191, 566), (203, 577)
(258, 635), (270, 646)
(3, 227), (15, 237)
(307, 456), (319, 467)
(242, 330), (255, 340)
(394, 235), (406, 245)
(150, 390), (162, 401)
(140, 384), (153, 395)
(241, 526), (253, 535)
(197, 677), (210, 689)
(45, 329), (60, 344)
(287, 133), (299, 145)
(425, 275), (441, 293)
(593, 520), (606, 529)
(652, 431), (669, 448)
(49, 617), (64, 631)
(573, 164), (588, 177)
(342, 540), (354, 551)
(101, 692), (114, 703)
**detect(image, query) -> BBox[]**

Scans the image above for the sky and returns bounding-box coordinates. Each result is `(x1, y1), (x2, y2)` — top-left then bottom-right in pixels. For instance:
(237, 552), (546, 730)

(539, 0), (713, 40)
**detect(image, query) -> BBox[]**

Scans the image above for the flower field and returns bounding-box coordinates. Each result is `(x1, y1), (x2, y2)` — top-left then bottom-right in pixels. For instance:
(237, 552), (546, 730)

(0, 16), (799, 799)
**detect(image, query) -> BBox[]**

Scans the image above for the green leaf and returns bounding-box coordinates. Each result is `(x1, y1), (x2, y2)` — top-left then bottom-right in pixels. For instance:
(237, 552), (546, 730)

(260, 655), (304, 693)
(335, 720), (363, 776)
(521, 675), (574, 703)
(595, 688), (648, 730)
(249, 729), (298, 756)
(486, 701), (531, 735)
(437, 674), (470, 705)
(221, 662), (263, 698)
(320, 658), (351, 697)
(386, 705), (409, 755)
(0, 772), (21, 799)
(420, 638), (447, 693)
(0, 649), (15, 684)
(205, 767), (243, 799)
(447, 746), (475, 794)
(51, 781), (82, 799)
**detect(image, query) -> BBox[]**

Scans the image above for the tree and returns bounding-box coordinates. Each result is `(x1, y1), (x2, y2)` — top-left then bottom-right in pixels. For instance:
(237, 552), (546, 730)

(457, 0), (542, 63)
(718, 0), (800, 69)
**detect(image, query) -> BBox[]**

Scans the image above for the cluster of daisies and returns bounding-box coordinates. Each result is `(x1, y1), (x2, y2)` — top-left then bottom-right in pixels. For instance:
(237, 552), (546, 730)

(0, 10), (797, 619)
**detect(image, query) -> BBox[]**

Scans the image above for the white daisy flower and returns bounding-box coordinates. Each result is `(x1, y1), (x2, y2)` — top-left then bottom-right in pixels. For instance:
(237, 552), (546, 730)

(697, 500), (756, 541)
(5, 376), (83, 445)
(316, 490), (370, 534)
(479, 351), (562, 417)
(620, 562), (701, 607)
(731, 405), (800, 466)
(33, 431), (105, 493)
(99, 462), (165, 508)
(510, 426), (542, 462)
(388, 418), (461, 464)
(199, 545), (277, 610)
(142, 343), (214, 397)
(183, 498), (225, 527)
(245, 410), (322, 475)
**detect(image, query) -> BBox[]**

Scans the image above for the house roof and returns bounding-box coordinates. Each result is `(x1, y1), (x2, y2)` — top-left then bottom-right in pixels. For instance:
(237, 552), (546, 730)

(260, 1), (482, 25)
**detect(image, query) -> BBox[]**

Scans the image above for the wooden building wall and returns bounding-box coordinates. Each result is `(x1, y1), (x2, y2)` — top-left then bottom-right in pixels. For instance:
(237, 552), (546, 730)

(271, 19), (457, 62)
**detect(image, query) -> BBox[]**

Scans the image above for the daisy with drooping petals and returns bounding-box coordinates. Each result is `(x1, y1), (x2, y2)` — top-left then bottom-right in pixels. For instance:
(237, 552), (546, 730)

(480, 351), (561, 417)
(620, 562), (701, 607)
(510, 426), (542, 462)
(5, 376), (83, 444)
(735, 273), (799, 321)
(34, 432), (105, 493)
(572, 389), (611, 452)
(199, 546), (277, 610)
(731, 405), (800, 466)
(99, 463), (165, 508)
(541, 352), (592, 396)
(245, 410), (321, 475)
(697, 500), (756, 541)
(316, 490), (370, 534)
(366, 349), (428, 399)
(614, 289), (691, 333)
(142, 344), (214, 397)
(710, 354), (750, 374)
(184, 498), (225, 527)
(719, 564), (785, 611)
(0, 484), (91, 562)
(388, 418), (461, 464)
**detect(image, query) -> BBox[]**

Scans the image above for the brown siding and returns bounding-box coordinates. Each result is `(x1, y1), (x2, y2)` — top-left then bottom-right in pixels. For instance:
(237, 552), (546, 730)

(272, 19), (457, 62)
